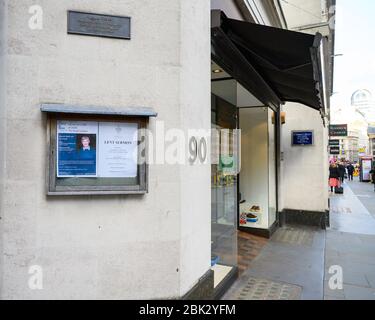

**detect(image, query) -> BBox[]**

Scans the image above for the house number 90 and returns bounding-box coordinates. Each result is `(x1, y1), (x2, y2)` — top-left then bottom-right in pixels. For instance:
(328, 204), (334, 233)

(189, 136), (207, 164)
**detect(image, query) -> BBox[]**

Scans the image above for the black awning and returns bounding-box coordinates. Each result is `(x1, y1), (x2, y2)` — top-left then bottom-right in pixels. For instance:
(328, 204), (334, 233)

(211, 11), (324, 111)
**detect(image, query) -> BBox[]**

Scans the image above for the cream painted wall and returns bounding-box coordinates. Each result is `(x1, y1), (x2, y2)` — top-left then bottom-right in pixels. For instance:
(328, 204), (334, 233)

(178, 0), (211, 296)
(280, 103), (329, 213)
(0, 0), (7, 297)
(0, 0), (211, 299)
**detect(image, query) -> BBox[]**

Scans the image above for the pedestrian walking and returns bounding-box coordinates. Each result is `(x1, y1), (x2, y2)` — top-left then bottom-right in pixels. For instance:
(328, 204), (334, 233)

(329, 163), (340, 193)
(338, 162), (346, 184)
(347, 163), (355, 181)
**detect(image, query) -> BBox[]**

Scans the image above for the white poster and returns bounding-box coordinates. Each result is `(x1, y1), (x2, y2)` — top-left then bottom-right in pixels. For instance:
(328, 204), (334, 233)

(56, 121), (99, 177)
(98, 122), (138, 178)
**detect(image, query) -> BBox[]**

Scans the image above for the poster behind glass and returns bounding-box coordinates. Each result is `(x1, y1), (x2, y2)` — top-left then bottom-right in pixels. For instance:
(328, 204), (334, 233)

(57, 120), (138, 178)
(57, 121), (98, 177)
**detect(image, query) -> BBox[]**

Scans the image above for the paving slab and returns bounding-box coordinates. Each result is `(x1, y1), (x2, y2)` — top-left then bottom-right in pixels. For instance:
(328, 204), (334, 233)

(330, 181), (375, 235)
(223, 226), (325, 300)
(325, 181), (375, 300)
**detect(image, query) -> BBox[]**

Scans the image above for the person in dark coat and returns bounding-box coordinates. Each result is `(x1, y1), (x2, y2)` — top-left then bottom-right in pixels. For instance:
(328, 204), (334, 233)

(329, 163), (340, 192)
(370, 167), (375, 192)
(347, 163), (355, 181)
(338, 162), (346, 184)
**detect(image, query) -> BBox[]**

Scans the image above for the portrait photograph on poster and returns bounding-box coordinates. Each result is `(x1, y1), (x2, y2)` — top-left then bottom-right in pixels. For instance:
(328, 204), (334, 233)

(56, 120), (139, 179)
(57, 121), (99, 177)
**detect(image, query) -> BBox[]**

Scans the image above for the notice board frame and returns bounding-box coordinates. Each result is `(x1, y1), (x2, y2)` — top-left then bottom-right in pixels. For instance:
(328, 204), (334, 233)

(45, 113), (149, 196)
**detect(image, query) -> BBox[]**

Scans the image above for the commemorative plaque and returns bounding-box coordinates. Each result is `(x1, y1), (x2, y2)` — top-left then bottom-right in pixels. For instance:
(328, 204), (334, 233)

(68, 11), (131, 39)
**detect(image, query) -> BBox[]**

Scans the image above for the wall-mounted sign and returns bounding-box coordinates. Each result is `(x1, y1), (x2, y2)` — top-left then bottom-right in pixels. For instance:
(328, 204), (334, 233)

(291, 131), (314, 146)
(359, 147), (366, 154)
(329, 124), (348, 137)
(330, 146), (340, 155)
(57, 120), (137, 178)
(329, 139), (340, 146)
(57, 121), (98, 177)
(98, 122), (138, 178)
(68, 11), (131, 39)
(42, 103), (156, 196)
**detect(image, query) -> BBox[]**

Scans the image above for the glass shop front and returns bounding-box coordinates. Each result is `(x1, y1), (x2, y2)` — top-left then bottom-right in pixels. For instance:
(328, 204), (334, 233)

(210, 62), (278, 296)
(209, 8), (325, 296)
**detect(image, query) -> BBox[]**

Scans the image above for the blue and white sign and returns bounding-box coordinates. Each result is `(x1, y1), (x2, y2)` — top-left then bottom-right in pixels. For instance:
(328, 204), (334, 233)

(57, 120), (138, 178)
(57, 121), (98, 177)
(292, 131), (314, 146)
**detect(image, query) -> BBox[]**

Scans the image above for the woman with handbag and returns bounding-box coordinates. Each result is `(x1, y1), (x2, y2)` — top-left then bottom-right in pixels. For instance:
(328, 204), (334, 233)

(329, 163), (340, 193)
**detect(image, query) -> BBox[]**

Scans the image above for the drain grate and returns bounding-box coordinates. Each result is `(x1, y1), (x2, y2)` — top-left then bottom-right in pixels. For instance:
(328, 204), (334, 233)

(271, 227), (315, 247)
(236, 277), (302, 300)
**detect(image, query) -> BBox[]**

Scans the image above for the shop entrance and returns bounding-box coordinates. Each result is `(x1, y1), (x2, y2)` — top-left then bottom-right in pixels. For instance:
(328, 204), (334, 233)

(210, 62), (278, 296)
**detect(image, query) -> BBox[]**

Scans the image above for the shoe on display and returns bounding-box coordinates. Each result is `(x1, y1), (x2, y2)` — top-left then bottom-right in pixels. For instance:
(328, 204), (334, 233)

(246, 213), (258, 223)
(250, 205), (261, 213)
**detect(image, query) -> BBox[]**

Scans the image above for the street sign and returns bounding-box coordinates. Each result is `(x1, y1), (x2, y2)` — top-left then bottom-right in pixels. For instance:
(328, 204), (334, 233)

(329, 139), (340, 146)
(330, 146), (340, 155)
(329, 124), (348, 137)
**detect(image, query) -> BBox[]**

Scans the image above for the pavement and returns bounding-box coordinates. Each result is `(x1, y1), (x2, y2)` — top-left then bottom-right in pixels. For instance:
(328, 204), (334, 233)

(222, 178), (375, 300)
(325, 179), (375, 300)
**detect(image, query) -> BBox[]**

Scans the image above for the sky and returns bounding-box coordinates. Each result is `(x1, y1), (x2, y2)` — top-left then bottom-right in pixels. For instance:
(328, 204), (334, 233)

(331, 0), (375, 108)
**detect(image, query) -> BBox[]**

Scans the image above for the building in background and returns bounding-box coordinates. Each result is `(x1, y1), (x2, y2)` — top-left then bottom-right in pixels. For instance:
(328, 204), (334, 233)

(368, 125), (375, 158)
(352, 89), (375, 123)
(342, 131), (360, 163)
(331, 130), (359, 163)
(331, 89), (375, 160)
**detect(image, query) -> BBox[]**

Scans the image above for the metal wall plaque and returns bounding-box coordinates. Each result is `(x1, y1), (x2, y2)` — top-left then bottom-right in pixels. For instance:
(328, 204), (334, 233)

(67, 11), (131, 39)
(291, 130), (314, 146)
